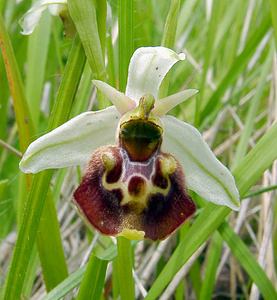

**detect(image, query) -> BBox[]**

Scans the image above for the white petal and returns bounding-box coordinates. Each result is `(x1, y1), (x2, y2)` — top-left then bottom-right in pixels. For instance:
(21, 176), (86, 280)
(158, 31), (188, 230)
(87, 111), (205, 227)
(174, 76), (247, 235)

(93, 80), (136, 114)
(153, 89), (198, 116)
(162, 115), (240, 210)
(20, 106), (120, 173)
(125, 47), (185, 103)
(20, 0), (67, 35)
(48, 3), (66, 15)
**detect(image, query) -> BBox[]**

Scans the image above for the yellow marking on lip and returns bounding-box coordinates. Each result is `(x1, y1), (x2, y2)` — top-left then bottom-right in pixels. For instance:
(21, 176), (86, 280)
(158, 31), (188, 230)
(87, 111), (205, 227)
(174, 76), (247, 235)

(160, 155), (177, 176)
(117, 229), (145, 240)
(102, 152), (116, 171)
(101, 152), (177, 210)
(102, 171), (172, 211)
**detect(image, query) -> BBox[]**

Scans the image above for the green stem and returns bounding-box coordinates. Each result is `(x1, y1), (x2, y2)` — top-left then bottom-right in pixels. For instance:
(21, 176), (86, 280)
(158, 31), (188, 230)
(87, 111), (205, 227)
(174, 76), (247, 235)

(116, 237), (135, 300)
(115, 2), (135, 299)
(76, 255), (107, 300)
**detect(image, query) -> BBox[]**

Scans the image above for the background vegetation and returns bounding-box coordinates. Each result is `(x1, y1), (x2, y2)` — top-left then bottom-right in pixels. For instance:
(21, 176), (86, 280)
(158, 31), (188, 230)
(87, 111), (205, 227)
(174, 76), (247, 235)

(0, 0), (277, 299)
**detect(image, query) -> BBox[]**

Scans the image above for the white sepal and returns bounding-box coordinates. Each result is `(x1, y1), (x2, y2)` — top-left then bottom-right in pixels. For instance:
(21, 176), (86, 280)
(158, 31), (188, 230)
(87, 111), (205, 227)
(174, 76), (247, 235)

(20, 0), (67, 35)
(125, 47), (185, 103)
(162, 115), (240, 210)
(153, 89), (198, 116)
(20, 106), (120, 173)
(93, 80), (136, 114)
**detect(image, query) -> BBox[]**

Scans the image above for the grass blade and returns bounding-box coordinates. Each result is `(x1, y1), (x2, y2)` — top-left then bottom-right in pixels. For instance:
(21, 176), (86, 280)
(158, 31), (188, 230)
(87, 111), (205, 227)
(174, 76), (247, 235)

(1, 10), (68, 295)
(218, 222), (277, 300)
(200, 16), (271, 127)
(0, 13), (33, 151)
(3, 36), (86, 300)
(118, 0), (134, 91)
(93, 0), (107, 55)
(159, 0), (180, 98)
(233, 46), (273, 168)
(25, 11), (51, 127)
(37, 193), (68, 291)
(195, 0), (220, 126)
(68, 0), (108, 108)
(199, 233), (223, 300)
(269, 0), (277, 45)
(161, 0), (180, 50)
(76, 255), (107, 300)
(68, 0), (105, 80)
(43, 267), (86, 300)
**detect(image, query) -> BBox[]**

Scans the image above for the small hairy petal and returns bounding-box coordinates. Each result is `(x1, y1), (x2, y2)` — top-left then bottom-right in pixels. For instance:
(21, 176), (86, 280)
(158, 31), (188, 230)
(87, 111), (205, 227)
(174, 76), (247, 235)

(162, 115), (240, 210)
(19, 106), (120, 173)
(93, 80), (136, 114)
(73, 146), (195, 240)
(125, 47), (185, 103)
(20, 0), (67, 35)
(153, 89), (198, 116)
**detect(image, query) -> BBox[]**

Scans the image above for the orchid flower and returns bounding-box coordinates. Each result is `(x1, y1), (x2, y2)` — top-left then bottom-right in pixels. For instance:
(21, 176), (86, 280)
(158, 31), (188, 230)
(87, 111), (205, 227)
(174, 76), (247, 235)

(20, 47), (240, 241)
(20, 0), (67, 35)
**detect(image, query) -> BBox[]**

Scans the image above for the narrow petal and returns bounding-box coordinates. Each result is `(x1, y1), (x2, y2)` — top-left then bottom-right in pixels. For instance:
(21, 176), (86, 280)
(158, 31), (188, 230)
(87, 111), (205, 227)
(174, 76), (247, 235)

(125, 47), (185, 103)
(93, 80), (136, 114)
(161, 115), (240, 210)
(20, 0), (67, 35)
(153, 89), (198, 116)
(20, 106), (120, 173)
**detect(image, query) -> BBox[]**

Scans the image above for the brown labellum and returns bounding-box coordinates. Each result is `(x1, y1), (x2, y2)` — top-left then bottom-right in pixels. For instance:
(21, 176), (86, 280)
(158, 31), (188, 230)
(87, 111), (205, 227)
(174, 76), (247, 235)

(73, 95), (196, 240)
(73, 145), (196, 240)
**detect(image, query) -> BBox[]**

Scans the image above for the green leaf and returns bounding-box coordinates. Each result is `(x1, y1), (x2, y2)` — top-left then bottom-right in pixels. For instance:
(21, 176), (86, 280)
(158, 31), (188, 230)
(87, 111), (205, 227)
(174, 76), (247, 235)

(218, 223), (277, 300)
(93, 0), (107, 56)
(269, 0), (277, 46)
(232, 46), (273, 168)
(195, 0), (220, 126)
(3, 36), (86, 300)
(25, 10), (51, 127)
(0, 14), (33, 152)
(200, 16), (271, 127)
(67, 0), (105, 81)
(118, 0), (134, 91)
(43, 267), (86, 300)
(68, 0), (109, 109)
(37, 193), (68, 291)
(199, 233), (223, 300)
(159, 0), (180, 98)
(161, 0), (180, 48)
(1, 10), (68, 296)
(42, 242), (117, 300)
(76, 255), (107, 300)
(94, 242), (118, 261)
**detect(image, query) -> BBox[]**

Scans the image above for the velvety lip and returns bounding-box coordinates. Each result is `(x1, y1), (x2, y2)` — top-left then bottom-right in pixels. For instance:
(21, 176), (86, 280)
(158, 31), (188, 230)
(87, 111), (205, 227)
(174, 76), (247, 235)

(73, 145), (196, 240)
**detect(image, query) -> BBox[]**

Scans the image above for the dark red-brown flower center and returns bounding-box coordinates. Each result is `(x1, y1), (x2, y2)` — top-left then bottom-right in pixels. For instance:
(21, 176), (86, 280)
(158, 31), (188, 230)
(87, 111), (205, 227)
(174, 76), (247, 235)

(73, 145), (196, 240)
(73, 95), (195, 240)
